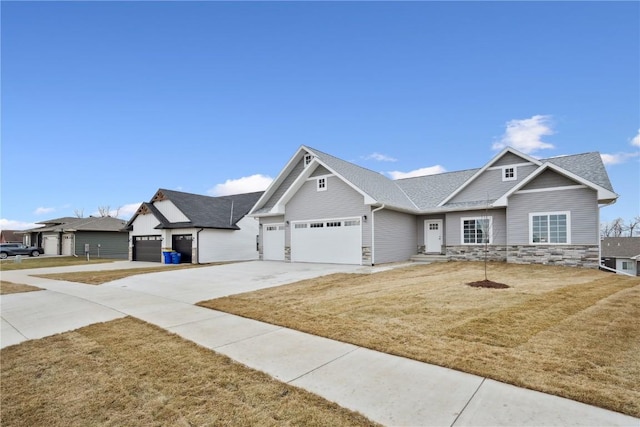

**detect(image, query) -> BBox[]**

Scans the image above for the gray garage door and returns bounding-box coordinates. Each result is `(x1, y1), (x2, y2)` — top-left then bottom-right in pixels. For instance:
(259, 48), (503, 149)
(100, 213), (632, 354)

(133, 236), (162, 262)
(172, 235), (193, 263)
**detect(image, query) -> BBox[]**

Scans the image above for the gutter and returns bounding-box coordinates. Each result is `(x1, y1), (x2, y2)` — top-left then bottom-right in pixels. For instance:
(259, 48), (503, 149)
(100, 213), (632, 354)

(370, 204), (385, 266)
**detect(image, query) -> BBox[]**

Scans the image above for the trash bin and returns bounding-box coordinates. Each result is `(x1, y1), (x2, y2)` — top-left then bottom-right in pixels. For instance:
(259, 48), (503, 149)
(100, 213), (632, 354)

(171, 252), (182, 264)
(163, 251), (173, 264)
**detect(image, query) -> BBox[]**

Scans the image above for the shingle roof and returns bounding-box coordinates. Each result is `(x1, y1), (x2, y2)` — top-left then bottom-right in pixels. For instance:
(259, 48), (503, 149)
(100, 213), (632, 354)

(601, 237), (640, 258)
(395, 169), (479, 210)
(542, 152), (614, 192)
(307, 146), (418, 211)
(23, 216), (127, 233)
(152, 189), (263, 230)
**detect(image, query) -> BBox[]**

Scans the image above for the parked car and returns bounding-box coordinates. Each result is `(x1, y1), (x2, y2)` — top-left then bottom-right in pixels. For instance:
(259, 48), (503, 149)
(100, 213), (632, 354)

(0, 243), (44, 259)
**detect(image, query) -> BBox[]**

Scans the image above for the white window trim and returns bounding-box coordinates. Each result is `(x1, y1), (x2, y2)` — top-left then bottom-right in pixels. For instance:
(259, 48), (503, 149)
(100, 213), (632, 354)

(304, 154), (313, 168)
(317, 177), (327, 192)
(460, 216), (493, 245)
(502, 166), (517, 182)
(528, 211), (571, 245)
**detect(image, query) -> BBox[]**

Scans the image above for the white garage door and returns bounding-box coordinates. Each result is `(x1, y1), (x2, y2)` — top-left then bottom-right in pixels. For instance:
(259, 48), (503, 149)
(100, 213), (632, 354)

(263, 224), (285, 261)
(43, 235), (59, 255)
(291, 218), (361, 265)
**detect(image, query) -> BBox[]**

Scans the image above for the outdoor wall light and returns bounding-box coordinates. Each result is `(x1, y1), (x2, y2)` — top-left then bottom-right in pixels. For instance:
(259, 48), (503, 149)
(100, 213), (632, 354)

(363, 215), (367, 222)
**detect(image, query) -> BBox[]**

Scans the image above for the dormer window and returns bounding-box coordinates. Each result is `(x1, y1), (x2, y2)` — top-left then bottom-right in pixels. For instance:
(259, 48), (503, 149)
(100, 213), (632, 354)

(304, 154), (314, 168)
(502, 166), (517, 181)
(317, 177), (327, 191)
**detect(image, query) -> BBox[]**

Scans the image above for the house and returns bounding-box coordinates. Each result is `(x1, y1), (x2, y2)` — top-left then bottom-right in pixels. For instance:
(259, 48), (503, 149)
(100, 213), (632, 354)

(20, 216), (129, 258)
(249, 146), (618, 267)
(124, 189), (263, 263)
(601, 237), (640, 276)
(0, 230), (22, 243)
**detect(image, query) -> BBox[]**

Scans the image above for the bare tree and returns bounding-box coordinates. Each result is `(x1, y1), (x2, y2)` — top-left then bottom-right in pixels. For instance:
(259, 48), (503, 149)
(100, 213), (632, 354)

(97, 206), (111, 217)
(611, 218), (625, 237)
(74, 208), (84, 218)
(626, 216), (640, 237)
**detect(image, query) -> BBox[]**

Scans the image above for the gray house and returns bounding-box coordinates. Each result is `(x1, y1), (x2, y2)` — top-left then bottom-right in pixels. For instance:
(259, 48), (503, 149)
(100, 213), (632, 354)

(249, 145), (618, 267)
(124, 189), (263, 263)
(21, 216), (128, 258)
(601, 237), (640, 276)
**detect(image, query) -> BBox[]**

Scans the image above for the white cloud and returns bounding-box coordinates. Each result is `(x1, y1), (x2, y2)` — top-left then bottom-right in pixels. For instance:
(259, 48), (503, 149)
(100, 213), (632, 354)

(388, 165), (447, 180)
(364, 152), (398, 162)
(0, 218), (40, 231)
(601, 152), (640, 165)
(116, 203), (142, 219)
(631, 129), (640, 147)
(34, 206), (55, 215)
(208, 174), (273, 196)
(492, 115), (555, 154)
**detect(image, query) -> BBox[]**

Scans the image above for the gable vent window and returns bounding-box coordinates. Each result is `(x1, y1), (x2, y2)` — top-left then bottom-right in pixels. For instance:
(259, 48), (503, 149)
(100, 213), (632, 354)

(503, 167), (517, 181)
(304, 154), (314, 167)
(317, 177), (327, 192)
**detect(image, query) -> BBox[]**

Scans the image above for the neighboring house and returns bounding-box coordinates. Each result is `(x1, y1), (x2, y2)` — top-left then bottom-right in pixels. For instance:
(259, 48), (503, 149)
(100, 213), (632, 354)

(601, 237), (640, 276)
(249, 146), (618, 267)
(0, 230), (22, 243)
(124, 189), (263, 263)
(20, 216), (128, 258)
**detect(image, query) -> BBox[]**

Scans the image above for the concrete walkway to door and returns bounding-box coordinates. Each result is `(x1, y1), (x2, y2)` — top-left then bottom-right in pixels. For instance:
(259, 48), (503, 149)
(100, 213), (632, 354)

(1, 261), (638, 427)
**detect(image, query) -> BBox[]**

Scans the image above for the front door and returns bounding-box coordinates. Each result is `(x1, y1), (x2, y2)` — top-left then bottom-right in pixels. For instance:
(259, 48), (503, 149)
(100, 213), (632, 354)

(425, 220), (443, 253)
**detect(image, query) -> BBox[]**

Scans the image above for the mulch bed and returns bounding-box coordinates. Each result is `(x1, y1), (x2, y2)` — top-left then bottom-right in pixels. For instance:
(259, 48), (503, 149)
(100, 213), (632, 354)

(466, 280), (510, 289)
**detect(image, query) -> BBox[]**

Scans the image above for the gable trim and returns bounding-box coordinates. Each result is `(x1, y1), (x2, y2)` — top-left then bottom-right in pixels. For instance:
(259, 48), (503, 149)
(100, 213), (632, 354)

(438, 147), (542, 207)
(494, 162), (618, 206)
(515, 184), (588, 194)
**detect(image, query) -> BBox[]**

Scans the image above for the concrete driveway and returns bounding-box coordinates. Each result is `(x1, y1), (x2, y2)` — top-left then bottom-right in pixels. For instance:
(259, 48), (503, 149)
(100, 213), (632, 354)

(1, 260), (638, 426)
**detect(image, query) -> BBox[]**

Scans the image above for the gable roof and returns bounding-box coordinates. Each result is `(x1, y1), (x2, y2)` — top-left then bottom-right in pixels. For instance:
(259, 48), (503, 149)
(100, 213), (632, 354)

(251, 145), (617, 216)
(22, 216), (127, 233)
(601, 237), (640, 258)
(0, 230), (22, 242)
(125, 189), (263, 230)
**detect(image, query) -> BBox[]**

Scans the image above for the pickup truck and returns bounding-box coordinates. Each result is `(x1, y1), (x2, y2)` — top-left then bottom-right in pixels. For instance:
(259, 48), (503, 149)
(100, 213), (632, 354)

(0, 243), (45, 259)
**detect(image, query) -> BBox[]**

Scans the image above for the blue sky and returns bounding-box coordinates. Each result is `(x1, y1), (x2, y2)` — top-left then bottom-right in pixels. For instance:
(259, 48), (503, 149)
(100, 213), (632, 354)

(2, 1), (638, 230)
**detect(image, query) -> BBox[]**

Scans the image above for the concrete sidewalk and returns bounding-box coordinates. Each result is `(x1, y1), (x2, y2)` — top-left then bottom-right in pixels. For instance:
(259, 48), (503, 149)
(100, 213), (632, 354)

(1, 261), (638, 426)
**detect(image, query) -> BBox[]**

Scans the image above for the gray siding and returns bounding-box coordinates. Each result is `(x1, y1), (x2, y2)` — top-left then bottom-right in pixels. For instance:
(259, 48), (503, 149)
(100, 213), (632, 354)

(75, 231), (128, 259)
(374, 209), (417, 264)
(507, 188), (598, 245)
(445, 209), (507, 245)
(263, 159), (305, 210)
(522, 169), (578, 190)
(493, 152), (530, 167)
(449, 165), (537, 204)
(286, 175), (371, 247)
(310, 165), (332, 177)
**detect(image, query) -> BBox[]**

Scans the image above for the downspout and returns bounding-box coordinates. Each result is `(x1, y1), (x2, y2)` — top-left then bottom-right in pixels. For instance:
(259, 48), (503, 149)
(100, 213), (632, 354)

(196, 228), (204, 264)
(370, 204), (385, 266)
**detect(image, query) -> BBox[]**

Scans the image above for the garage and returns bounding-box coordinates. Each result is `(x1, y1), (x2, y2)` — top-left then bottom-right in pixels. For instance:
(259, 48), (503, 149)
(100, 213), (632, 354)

(172, 234), (193, 263)
(291, 218), (361, 265)
(43, 234), (59, 255)
(133, 235), (162, 262)
(262, 223), (285, 261)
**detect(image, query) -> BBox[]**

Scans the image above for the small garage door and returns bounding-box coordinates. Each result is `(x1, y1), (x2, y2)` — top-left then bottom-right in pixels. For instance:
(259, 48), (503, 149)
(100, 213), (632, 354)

(263, 224), (285, 261)
(291, 218), (361, 265)
(133, 235), (162, 262)
(43, 235), (59, 255)
(172, 235), (193, 263)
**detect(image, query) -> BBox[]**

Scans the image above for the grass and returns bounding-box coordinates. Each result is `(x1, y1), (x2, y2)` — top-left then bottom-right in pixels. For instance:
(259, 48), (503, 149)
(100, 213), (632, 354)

(198, 261), (640, 417)
(33, 262), (221, 285)
(0, 280), (42, 295)
(0, 317), (377, 427)
(0, 256), (115, 271)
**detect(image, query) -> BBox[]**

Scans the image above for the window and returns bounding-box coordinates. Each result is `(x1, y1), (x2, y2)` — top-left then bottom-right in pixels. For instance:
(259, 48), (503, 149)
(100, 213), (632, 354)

(344, 220), (360, 227)
(327, 221), (341, 227)
(461, 217), (492, 244)
(503, 166), (517, 181)
(429, 223), (439, 230)
(317, 177), (327, 191)
(304, 154), (313, 167)
(310, 222), (324, 228)
(530, 212), (570, 244)
(622, 261), (630, 270)
(294, 223), (307, 229)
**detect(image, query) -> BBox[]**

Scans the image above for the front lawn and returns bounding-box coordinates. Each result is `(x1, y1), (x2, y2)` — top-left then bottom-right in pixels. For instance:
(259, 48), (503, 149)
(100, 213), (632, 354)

(0, 317), (377, 426)
(199, 262), (640, 417)
(0, 256), (114, 271)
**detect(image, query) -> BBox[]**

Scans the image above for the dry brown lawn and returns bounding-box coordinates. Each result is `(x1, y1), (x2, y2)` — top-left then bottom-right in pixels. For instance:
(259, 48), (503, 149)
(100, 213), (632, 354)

(0, 256), (114, 271)
(0, 280), (42, 295)
(199, 262), (640, 417)
(0, 317), (378, 427)
(33, 262), (228, 285)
